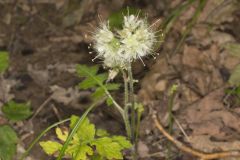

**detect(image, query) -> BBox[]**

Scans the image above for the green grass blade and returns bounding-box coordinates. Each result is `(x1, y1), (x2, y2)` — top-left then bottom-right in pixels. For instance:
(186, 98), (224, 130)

(174, 0), (207, 53)
(20, 118), (70, 160)
(56, 102), (98, 160)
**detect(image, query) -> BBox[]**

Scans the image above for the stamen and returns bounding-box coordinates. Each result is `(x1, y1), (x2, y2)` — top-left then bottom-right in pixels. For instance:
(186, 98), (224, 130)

(138, 55), (146, 66)
(92, 55), (100, 62)
(148, 18), (161, 29)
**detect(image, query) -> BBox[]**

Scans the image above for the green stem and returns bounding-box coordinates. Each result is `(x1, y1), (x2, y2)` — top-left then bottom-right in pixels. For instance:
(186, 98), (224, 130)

(127, 63), (138, 160)
(174, 0), (207, 53)
(57, 101), (99, 160)
(121, 69), (132, 139)
(20, 118), (70, 160)
(167, 86), (177, 160)
(135, 108), (142, 145)
(127, 63), (136, 142)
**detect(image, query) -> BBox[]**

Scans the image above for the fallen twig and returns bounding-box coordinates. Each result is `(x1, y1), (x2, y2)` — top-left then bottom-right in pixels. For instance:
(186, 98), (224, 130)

(152, 114), (240, 160)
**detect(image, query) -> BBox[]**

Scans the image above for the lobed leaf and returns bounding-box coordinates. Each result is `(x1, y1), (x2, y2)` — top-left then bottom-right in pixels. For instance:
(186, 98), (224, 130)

(76, 65), (99, 77)
(112, 136), (132, 149)
(105, 83), (121, 90)
(39, 141), (62, 155)
(96, 129), (109, 137)
(66, 144), (93, 160)
(78, 77), (99, 89)
(90, 137), (123, 159)
(56, 127), (68, 142)
(70, 115), (95, 141)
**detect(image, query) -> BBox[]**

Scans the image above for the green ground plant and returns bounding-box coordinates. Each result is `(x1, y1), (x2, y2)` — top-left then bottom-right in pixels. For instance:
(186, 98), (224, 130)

(40, 115), (132, 160)
(33, 8), (158, 160)
(0, 51), (32, 160)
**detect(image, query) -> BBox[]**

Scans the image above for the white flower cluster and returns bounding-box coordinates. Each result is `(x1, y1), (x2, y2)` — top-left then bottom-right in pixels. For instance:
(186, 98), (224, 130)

(93, 15), (156, 68)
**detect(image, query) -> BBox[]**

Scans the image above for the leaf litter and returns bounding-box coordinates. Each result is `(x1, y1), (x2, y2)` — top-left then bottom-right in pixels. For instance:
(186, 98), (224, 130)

(1, 0), (240, 159)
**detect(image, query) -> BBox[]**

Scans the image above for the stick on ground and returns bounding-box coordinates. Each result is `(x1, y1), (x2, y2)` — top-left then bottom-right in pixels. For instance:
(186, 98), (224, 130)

(152, 114), (240, 160)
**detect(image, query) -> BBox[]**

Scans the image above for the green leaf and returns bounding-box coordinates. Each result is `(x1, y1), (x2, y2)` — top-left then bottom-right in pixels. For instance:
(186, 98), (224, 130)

(229, 64), (240, 85)
(70, 115), (79, 129)
(2, 100), (32, 121)
(77, 118), (95, 141)
(105, 83), (121, 90)
(76, 65), (120, 103)
(78, 77), (98, 89)
(66, 144), (93, 160)
(0, 125), (18, 160)
(0, 51), (9, 73)
(91, 154), (104, 160)
(108, 7), (143, 30)
(56, 127), (68, 142)
(106, 98), (113, 106)
(92, 88), (105, 100)
(224, 43), (240, 58)
(70, 115), (95, 141)
(39, 141), (62, 155)
(112, 136), (132, 149)
(76, 65), (99, 77)
(96, 129), (109, 137)
(90, 137), (123, 159)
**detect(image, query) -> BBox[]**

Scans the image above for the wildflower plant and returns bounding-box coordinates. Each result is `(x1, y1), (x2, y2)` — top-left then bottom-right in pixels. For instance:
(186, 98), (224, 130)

(86, 9), (162, 158)
(34, 9), (162, 160)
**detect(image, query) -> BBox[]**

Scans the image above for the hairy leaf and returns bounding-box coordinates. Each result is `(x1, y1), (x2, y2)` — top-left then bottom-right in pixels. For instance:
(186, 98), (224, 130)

(2, 101), (32, 121)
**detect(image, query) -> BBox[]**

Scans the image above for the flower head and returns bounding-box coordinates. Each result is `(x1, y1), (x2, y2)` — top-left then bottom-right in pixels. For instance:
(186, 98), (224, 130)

(93, 14), (156, 68)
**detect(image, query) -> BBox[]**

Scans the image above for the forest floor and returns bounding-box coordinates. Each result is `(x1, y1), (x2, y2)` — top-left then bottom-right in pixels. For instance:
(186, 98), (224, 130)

(0, 0), (240, 160)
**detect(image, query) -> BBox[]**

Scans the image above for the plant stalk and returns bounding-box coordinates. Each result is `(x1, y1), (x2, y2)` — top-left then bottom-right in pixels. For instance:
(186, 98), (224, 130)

(127, 63), (136, 142)
(127, 63), (138, 160)
(121, 69), (132, 139)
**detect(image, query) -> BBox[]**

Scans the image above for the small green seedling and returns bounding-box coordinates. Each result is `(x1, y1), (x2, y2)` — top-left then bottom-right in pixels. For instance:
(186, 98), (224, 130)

(40, 115), (132, 160)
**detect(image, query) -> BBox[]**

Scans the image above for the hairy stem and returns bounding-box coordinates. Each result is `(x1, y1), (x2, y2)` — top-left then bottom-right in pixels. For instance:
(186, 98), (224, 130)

(127, 63), (138, 160)
(135, 105), (143, 146)
(121, 69), (132, 139)
(127, 64), (136, 142)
